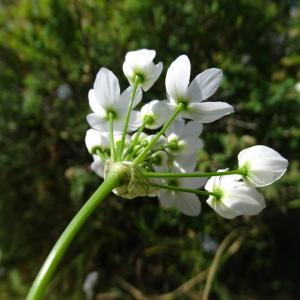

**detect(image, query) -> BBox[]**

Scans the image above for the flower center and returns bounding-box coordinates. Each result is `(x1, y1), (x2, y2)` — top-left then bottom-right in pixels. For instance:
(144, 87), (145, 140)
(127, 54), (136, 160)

(177, 98), (189, 109)
(143, 114), (155, 125)
(106, 108), (118, 120)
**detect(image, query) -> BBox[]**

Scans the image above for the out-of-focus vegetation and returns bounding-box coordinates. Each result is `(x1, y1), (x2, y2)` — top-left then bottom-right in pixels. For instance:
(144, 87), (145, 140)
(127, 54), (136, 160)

(0, 0), (299, 299)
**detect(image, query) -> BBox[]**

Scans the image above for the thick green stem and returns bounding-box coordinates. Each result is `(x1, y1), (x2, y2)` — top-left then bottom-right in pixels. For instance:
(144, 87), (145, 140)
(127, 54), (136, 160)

(144, 169), (246, 178)
(152, 183), (218, 198)
(133, 103), (184, 166)
(108, 113), (116, 161)
(26, 172), (123, 300)
(118, 76), (140, 160)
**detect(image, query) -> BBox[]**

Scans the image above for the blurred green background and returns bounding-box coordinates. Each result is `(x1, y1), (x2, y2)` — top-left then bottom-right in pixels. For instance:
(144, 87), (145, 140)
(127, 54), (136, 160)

(0, 0), (300, 299)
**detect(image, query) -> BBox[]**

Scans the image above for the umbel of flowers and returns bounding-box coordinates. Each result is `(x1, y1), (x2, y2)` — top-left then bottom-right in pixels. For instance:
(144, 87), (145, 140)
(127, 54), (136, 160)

(26, 49), (289, 300)
(86, 49), (288, 219)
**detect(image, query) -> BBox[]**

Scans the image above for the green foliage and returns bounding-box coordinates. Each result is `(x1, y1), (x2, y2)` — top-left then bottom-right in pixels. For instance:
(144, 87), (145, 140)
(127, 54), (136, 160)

(0, 0), (299, 299)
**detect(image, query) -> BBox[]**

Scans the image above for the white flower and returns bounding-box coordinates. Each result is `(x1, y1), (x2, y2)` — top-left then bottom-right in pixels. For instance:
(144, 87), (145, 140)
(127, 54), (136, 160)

(85, 129), (115, 153)
(164, 118), (203, 171)
(205, 172), (266, 219)
(140, 100), (172, 129)
(157, 164), (205, 216)
(123, 49), (163, 91)
(165, 55), (234, 123)
(238, 145), (289, 187)
(87, 68), (142, 132)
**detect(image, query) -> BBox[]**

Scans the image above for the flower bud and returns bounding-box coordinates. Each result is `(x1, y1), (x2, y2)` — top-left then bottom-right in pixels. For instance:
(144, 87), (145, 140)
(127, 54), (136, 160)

(238, 145), (289, 187)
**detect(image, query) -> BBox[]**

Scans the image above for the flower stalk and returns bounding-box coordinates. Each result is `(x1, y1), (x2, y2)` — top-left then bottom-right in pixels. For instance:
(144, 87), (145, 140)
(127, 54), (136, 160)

(123, 121), (147, 160)
(108, 112), (116, 161)
(26, 172), (123, 300)
(118, 76), (141, 160)
(143, 169), (247, 178)
(152, 183), (219, 198)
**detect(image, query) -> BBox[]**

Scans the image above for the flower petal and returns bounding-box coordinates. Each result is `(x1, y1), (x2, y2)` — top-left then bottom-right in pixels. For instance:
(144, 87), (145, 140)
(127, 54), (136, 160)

(224, 185), (266, 215)
(174, 154), (198, 172)
(165, 55), (191, 101)
(180, 176), (207, 189)
(185, 102), (234, 123)
(173, 192), (201, 216)
(158, 190), (175, 209)
(187, 68), (223, 102)
(142, 62), (163, 91)
(85, 129), (109, 153)
(86, 113), (108, 132)
(88, 89), (106, 114)
(91, 155), (105, 178)
(118, 86), (143, 113)
(93, 68), (120, 108)
(125, 49), (156, 68)
(207, 197), (239, 219)
(165, 117), (185, 137)
(127, 110), (142, 131)
(182, 121), (203, 137)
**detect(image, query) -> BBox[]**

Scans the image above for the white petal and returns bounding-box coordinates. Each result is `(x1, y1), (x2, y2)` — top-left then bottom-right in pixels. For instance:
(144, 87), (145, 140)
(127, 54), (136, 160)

(127, 110), (142, 131)
(223, 185), (266, 216)
(158, 190), (175, 209)
(91, 155), (105, 178)
(187, 68), (223, 102)
(142, 62), (163, 91)
(185, 102), (234, 123)
(173, 192), (201, 216)
(165, 117), (185, 137)
(86, 113), (108, 132)
(174, 155), (198, 172)
(88, 89), (106, 114)
(118, 86), (143, 113)
(85, 129), (108, 153)
(207, 197), (239, 219)
(205, 176), (218, 193)
(182, 121), (203, 137)
(93, 68), (120, 108)
(165, 55), (191, 101)
(180, 176), (207, 189)
(125, 49), (156, 68)
(180, 137), (203, 156)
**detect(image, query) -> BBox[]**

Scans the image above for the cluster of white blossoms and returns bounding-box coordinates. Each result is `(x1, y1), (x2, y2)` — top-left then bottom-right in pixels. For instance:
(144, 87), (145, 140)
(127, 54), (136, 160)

(85, 49), (288, 219)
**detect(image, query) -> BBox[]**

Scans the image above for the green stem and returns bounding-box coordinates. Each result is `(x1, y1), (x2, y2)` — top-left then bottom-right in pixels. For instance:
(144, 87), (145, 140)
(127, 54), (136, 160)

(118, 76), (140, 160)
(26, 172), (123, 300)
(108, 113), (116, 161)
(133, 103), (184, 166)
(144, 169), (245, 178)
(152, 183), (218, 198)
(123, 121), (146, 160)
(126, 144), (145, 161)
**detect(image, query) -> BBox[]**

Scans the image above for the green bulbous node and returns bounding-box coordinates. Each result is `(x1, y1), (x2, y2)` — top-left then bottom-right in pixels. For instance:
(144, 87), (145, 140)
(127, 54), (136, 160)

(104, 160), (159, 199)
